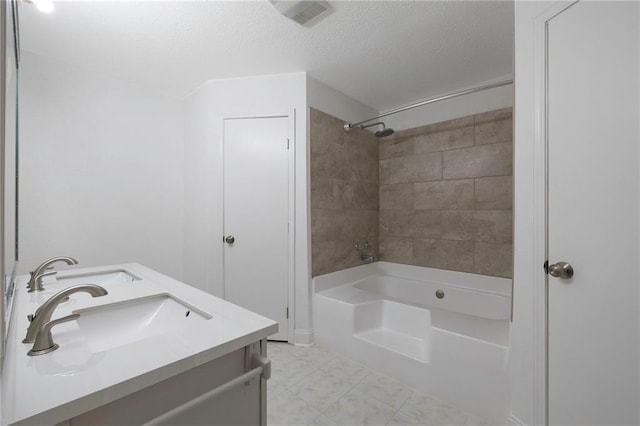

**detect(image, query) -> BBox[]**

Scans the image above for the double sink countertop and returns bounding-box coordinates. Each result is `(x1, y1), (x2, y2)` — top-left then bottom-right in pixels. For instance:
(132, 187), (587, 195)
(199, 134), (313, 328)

(1, 263), (278, 425)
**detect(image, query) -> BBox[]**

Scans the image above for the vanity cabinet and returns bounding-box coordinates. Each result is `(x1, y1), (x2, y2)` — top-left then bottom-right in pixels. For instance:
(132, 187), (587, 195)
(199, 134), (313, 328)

(54, 341), (267, 426)
(2, 264), (277, 426)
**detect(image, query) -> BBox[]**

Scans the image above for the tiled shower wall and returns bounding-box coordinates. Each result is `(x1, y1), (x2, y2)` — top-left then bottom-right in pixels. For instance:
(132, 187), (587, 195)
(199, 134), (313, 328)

(379, 108), (513, 278)
(310, 108), (379, 277)
(310, 107), (513, 278)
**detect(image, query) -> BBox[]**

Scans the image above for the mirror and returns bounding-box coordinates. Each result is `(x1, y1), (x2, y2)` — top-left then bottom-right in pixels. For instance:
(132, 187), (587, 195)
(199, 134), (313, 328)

(1, 0), (20, 360)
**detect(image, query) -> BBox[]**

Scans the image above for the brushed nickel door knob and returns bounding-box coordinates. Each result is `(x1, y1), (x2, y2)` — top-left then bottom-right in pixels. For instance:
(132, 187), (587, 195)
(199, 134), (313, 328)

(549, 261), (574, 279)
(225, 235), (235, 244)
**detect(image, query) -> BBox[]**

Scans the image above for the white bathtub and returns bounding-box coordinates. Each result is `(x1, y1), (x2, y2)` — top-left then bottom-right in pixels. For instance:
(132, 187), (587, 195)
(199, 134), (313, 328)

(313, 262), (511, 422)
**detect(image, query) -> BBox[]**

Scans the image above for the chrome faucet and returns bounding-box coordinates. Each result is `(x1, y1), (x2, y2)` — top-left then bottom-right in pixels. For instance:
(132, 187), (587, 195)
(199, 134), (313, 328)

(358, 241), (375, 264)
(361, 253), (375, 264)
(23, 284), (108, 355)
(26, 256), (78, 292)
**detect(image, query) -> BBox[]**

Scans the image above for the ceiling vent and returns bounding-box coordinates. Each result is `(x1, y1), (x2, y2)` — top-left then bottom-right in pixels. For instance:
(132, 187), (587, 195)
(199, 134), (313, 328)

(270, 1), (332, 27)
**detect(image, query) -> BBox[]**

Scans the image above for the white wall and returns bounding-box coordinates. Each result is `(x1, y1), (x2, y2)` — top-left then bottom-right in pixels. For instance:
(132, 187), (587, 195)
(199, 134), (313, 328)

(182, 73), (310, 343)
(383, 77), (513, 131)
(19, 52), (184, 279)
(307, 76), (378, 125)
(182, 82), (213, 291)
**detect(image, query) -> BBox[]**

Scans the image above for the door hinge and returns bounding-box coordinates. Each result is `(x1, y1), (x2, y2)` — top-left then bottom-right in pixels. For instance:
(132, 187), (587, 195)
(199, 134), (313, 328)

(286, 307), (289, 319)
(286, 138), (290, 150)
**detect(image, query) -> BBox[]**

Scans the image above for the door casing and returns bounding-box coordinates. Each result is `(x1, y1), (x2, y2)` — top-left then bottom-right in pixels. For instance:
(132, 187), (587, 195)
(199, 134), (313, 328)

(516, 2), (579, 424)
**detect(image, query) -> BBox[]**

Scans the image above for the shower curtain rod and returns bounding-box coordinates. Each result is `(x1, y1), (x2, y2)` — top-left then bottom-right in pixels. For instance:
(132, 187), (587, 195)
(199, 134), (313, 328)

(343, 79), (513, 131)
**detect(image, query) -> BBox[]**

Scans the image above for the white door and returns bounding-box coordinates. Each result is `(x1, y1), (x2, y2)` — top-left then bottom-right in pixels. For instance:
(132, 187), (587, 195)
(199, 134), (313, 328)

(223, 116), (291, 342)
(547, 2), (639, 424)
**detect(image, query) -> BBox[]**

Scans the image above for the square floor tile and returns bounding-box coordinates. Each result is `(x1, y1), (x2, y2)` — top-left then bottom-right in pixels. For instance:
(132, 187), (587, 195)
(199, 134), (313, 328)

(289, 369), (355, 411)
(321, 391), (396, 425)
(397, 394), (468, 426)
(268, 389), (322, 425)
(351, 372), (414, 410)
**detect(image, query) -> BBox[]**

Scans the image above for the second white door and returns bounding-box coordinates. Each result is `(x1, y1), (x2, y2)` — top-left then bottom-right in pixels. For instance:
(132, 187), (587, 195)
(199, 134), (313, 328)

(547, 2), (639, 424)
(223, 115), (291, 342)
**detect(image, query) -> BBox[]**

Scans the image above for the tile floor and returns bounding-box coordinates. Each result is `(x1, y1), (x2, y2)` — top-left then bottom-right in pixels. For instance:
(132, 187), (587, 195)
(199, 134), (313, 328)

(267, 342), (498, 426)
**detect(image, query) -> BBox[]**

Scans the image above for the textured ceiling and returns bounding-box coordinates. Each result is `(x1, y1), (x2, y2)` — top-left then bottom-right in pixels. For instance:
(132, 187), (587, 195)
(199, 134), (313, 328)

(19, 1), (514, 111)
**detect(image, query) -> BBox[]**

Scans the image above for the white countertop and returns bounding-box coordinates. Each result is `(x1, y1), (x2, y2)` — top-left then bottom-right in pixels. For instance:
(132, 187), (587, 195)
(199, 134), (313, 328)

(1, 263), (278, 425)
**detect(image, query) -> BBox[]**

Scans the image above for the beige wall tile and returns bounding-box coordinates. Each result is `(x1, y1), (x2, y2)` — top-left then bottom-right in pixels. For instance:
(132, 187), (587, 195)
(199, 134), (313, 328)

(348, 209), (379, 239)
(474, 108), (512, 123)
(393, 116), (473, 139)
(310, 108), (345, 155)
(311, 149), (347, 180)
(442, 143), (512, 179)
(379, 238), (413, 264)
(414, 117), (474, 153)
(312, 239), (379, 277)
(442, 210), (475, 241)
(474, 108), (513, 145)
(387, 152), (442, 184)
(380, 137), (414, 160)
(414, 179), (474, 210)
(345, 125), (379, 154)
(474, 210), (513, 243)
(380, 184), (414, 210)
(379, 160), (391, 185)
(378, 109), (512, 278)
(380, 210), (442, 239)
(379, 209), (390, 236)
(311, 207), (378, 245)
(335, 180), (379, 210)
(312, 107), (513, 279)
(344, 137), (379, 183)
(333, 240), (369, 272)
(413, 239), (474, 272)
(475, 176), (512, 210)
(412, 210), (444, 238)
(310, 109), (380, 276)
(310, 177), (339, 209)
(311, 208), (345, 242)
(312, 240), (335, 277)
(474, 242), (513, 278)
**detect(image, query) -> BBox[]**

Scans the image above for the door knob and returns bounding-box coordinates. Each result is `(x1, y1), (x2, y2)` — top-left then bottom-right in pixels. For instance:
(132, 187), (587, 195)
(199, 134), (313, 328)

(225, 235), (235, 244)
(549, 261), (574, 279)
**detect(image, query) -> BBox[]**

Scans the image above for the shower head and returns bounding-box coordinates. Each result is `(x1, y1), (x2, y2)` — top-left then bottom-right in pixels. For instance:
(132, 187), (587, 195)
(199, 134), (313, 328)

(360, 122), (395, 138)
(375, 127), (395, 138)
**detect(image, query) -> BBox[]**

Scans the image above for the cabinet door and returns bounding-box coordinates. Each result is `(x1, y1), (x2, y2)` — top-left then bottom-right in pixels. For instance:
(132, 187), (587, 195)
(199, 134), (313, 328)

(68, 347), (263, 425)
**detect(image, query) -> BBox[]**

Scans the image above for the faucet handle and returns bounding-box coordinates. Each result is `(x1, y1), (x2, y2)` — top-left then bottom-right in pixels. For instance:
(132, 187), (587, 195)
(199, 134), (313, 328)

(28, 314), (80, 356)
(27, 266), (55, 288)
(28, 270), (57, 293)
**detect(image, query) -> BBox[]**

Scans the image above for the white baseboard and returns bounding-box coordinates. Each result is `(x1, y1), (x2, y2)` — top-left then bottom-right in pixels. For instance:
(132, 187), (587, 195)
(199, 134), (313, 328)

(293, 329), (314, 346)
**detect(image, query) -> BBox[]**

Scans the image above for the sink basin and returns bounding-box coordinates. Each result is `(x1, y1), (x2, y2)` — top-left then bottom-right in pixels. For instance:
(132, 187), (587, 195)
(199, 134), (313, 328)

(56, 270), (140, 287)
(73, 294), (211, 353)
